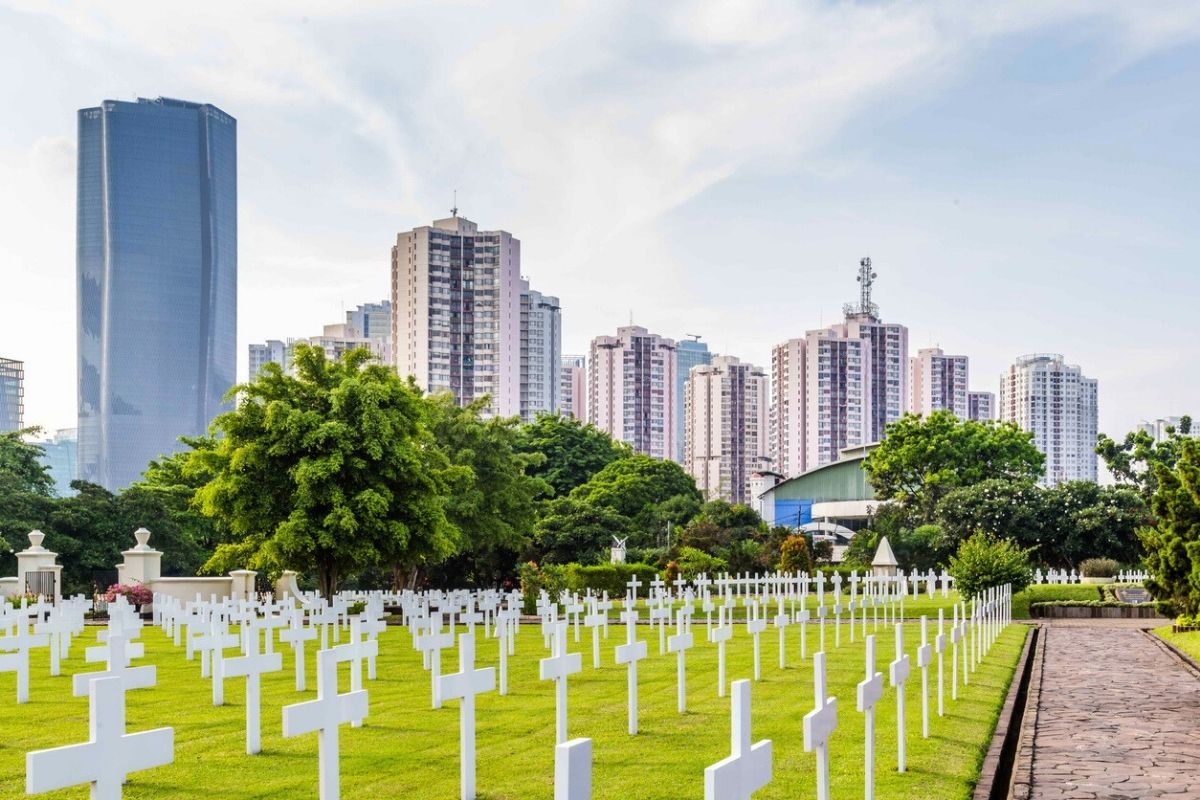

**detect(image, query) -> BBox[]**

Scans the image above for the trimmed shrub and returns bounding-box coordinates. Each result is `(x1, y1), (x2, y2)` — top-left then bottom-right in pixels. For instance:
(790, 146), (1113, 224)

(675, 547), (727, 580)
(1079, 557), (1119, 578)
(948, 532), (1033, 599)
(564, 563), (659, 599)
(778, 535), (813, 574)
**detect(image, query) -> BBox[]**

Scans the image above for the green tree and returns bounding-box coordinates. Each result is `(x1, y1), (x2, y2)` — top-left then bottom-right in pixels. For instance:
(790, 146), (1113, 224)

(515, 413), (630, 497)
(423, 395), (550, 588)
(1096, 415), (1192, 498)
(1038, 481), (1148, 567)
(0, 429), (54, 497)
(1141, 438), (1200, 616)
(947, 532), (1033, 598)
(936, 479), (1043, 552)
(188, 345), (459, 597)
(569, 454), (700, 538)
(778, 535), (813, 574)
(864, 411), (1044, 523)
(533, 497), (633, 564)
(675, 546), (727, 580)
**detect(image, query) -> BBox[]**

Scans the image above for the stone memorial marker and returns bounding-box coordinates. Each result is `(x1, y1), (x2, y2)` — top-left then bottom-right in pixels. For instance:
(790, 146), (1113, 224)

(223, 620), (284, 754)
(709, 606), (734, 698)
(72, 634), (155, 698)
(584, 606), (605, 670)
(439, 633), (496, 800)
(282, 647), (369, 800)
(667, 608), (695, 714)
(0, 620), (48, 703)
(33, 613), (73, 677)
(279, 610), (318, 692)
(889, 623), (911, 773)
(540, 621), (583, 744)
(418, 618), (456, 709)
(197, 621), (240, 706)
(916, 615), (932, 739)
(705, 679), (772, 800)
(803, 651), (838, 800)
(25, 675), (174, 800)
(555, 738), (592, 800)
(796, 606), (811, 661)
(614, 608), (648, 734)
(773, 599), (790, 669)
(746, 603), (767, 681)
(856, 635), (884, 800)
(935, 609), (946, 717)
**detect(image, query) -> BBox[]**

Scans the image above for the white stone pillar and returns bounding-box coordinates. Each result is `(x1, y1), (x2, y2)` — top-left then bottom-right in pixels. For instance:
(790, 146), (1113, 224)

(16, 530), (63, 604)
(117, 528), (162, 585)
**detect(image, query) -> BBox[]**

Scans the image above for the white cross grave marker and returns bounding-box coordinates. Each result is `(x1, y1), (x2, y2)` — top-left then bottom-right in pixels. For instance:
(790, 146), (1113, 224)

(72, 634), (155, 697)
(803, 651), (838, 800)
(704, 679), (772, 800)
(25, 675), (173, 800)
(889, 623), (911, 773)
(222, 620), (283, 754)
(709, 606), (734, 698)
(917, 615), (932, 739)
(667, 608), (694, 714)
(279, 610), (318, 692)
(856, 635), (884, 800)
(438, 633), (496, 800)
(614, 609), (647, 735)
(0, 620), (48, 703)
(540, 621), (583, 744)
(282, 646), (369, 800)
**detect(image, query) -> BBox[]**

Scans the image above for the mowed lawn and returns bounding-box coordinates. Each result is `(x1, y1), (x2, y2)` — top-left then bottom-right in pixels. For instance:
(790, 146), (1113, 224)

(1153, 626), (1200, 663)
(0, 615), (1027, 800)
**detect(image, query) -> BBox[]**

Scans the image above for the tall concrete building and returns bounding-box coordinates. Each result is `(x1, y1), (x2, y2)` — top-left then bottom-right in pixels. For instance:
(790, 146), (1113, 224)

(391, 214), (521, 417)
(36, 428), (77, 496)
(683, 355), (769, 503)
(345, 301), (392, 365)
(519, 279), (561, 422)
(910, 347), (969, 418)
(0, 357), (24, 433)
(249, 340), (290, 379)
(77, 97), (237, 490)
(249, 322), (386, 381)
(560, 355), (586, 420)
(675, 337), (712, 463)
(968, 391), (996, 422)
(770, 258), (908, 475)
(999, 354), (1098, 485)
(1138, 417), (1194, 442)
(588, 326), (677, 460)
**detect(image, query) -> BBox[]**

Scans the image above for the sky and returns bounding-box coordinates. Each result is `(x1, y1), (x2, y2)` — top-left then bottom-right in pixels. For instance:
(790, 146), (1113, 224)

(2, 0), (1198, 440)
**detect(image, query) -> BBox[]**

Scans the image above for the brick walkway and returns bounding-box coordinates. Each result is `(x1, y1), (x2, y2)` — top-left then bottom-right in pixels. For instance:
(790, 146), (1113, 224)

(1022, 621), (1200, 799)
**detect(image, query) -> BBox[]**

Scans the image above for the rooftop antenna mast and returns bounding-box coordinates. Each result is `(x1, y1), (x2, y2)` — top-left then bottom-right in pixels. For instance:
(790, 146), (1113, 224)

(451, 189), (458, 218)
(842, 256), (879, 319)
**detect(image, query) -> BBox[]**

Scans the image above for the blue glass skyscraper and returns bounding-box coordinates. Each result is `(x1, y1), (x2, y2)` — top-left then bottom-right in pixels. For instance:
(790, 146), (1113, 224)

(77, 97), (237, 490)
(675, 337), (712, 462)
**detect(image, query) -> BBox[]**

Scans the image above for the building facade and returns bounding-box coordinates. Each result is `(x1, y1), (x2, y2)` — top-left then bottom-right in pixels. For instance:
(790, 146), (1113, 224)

(0, 357), (24, 433)
(999, 354), (1098, 485)
(770, 338), (806, 477)
(37, 428), (78, 496)
(1137, 417), (1194, 442)
(559, 355), (586, 420)
(968, 391), (996, 422)
(909, 347), (969, 418)
(675, 338), (712, 463)
(391, 215), (522, 417)
(77, 97), (237, 490)
(588, 326), (677, 460)
(345, 301), (392, 365)
(519, 279), (561, 422)
(248, 340), (290, 380)
(683, 355), (769, 503)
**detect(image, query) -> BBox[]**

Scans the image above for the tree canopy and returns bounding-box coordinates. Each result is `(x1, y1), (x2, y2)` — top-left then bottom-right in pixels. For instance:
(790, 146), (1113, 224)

(863, 411), (1044, 524)
(515, 413), (630, 497)
(188, 345), (459, 596)
(1141, 437), (1200, 617)
(1097, 415), (1193, 499)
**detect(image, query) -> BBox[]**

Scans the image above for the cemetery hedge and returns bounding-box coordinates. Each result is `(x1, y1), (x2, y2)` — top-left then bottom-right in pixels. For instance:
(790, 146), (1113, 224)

(1011, 585), (1098, 619)
(565, 563), (660, 598)
(0, 620), (1028, 800)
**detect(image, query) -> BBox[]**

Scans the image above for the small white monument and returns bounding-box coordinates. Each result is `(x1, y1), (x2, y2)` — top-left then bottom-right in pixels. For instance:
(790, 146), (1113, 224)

(871, 537), (899, 578)
(610, 536), (627, 565)
(555, 738), (592, 800)
(25, 675), (174, 799)
(704, 679), (772, 800)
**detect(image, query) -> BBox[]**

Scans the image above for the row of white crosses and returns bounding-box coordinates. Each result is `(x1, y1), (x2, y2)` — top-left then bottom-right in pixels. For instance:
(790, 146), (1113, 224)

(1, 596), (92, 703)
(1033, 568), (1080, 584)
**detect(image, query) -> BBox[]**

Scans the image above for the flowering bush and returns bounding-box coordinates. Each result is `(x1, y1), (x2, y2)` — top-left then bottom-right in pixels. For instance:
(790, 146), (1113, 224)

(103, 583), (154, 606)
(3, 591), (38, 607)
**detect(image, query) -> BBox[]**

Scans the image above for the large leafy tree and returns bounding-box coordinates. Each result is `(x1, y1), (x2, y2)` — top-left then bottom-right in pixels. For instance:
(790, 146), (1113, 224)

(188, 345), (458, 597)
(0, 430), (56, 575)
(1097, 415), (1193, 499)
(515, 413), (630, 497)
(533, 497), (634, 564)
(864, 411), (1044, 523)
(1141, 438), (1200, 617)
(569, 454), (701, 539)
(936, 479), (1044, 551)
(0, 429), (54, 498)
(422, 394), (550, 588)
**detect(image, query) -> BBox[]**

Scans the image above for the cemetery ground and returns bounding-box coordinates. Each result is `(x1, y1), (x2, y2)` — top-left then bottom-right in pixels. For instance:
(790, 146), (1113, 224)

(0, 597), (1026, 800)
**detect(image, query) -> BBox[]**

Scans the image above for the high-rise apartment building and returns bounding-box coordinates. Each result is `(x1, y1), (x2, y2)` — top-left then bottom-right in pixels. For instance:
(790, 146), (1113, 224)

(559, 355), (586, 420)
(249, 340), (290, 379)
(345, 301), (392, 365)
(1137, 417), (1194, 442)
(675, 338), (712, 463)
(588, 326), (677, 460)
(999, 354), (1098, 485)
(520, 279), (561, 422)
(391, 215), (521, 417)
(684, 355), (769, 503)
(968, 391), (995, 422)
(770, 259), (908, 475)
(77, 97), (237, 490)
(910, 347), (969, 418)
(0, 357), (24, 433)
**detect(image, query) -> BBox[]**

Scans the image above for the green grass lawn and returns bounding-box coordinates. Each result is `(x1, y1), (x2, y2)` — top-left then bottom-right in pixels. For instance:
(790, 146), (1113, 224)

(1011, 585), (1100, 619)
(609, 590), (969, 623)
(1153, 625), (1200, 663)
(0, 618), (1026, 799)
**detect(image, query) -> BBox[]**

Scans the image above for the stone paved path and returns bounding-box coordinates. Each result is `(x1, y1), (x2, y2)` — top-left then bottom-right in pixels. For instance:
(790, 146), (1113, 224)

(1026, 621), (1200, 799)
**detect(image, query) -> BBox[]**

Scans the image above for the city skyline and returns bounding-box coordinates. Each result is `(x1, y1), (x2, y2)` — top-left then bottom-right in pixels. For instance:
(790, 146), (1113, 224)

(3, 3), (1198, 445)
